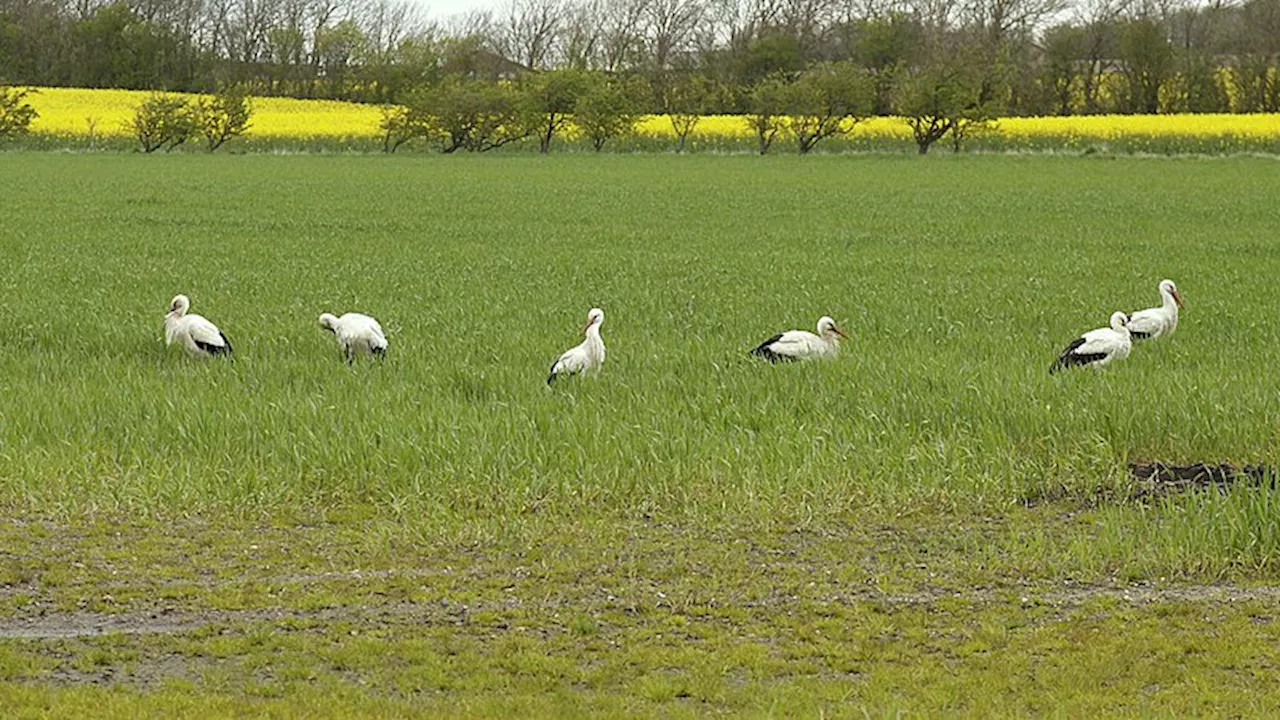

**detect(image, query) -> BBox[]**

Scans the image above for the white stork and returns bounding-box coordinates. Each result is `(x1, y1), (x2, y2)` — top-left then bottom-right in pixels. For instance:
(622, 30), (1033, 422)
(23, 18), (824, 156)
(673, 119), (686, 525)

(164, 294), (232, 358)
(319, 312), (388, 362)
(548, 308), (605, 385)
(1050, 311), (1131, 374)
(1128, 279), (1184, 340)
(750, 316), (848, 362)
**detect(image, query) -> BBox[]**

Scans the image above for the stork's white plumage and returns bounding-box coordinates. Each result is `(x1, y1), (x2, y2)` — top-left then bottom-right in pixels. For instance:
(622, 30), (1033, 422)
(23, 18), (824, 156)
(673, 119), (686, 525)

(319, 312), (388, 362)
(548, 308), (605, 385)
(750, 316), (848, 362)
(164, 294), (232, 358)
(1050, 311), (1131, 374)
(1128, 279), (1184, 340)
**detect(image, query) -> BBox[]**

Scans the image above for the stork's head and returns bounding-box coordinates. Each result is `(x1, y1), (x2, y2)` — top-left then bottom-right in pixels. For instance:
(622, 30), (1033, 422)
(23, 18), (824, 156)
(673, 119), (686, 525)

(817, 316), (849, 340)
(168, 295), (190, 316)
(1110, 311), (1129, 330)
(1159, 279), (1184, 309)
(318, 313), (339, 333)
(583, 308), (604, 335)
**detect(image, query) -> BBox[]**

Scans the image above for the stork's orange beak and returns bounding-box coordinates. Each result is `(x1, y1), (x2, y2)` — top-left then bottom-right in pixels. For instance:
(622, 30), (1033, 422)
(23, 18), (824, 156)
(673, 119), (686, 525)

(1172, 289), (1184, 309)
(834, 326), (849, 339)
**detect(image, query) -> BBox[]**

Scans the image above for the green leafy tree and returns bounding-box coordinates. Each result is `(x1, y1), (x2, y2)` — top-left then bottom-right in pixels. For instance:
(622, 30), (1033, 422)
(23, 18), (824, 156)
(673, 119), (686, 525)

(1230, 55), (1280, 113)
(192, 86), (252, 152)
(68, 3), (191, 89)
(894, 60), (990, 155)
(1229, 0), (1280, 113)
(663, 74), (724, 152)
(745, 74), (790, 155)
(0, 86), (38, 141)
(315, 20), (367, 99)
(846, 13), (924, 114)
(573, 74), (649, 152)
(408, 76), (533, 153)
(785, 62), (874, 154)
(524, 68), (590, 154)
(731, 32), (804, 88)
(388, 35), (446, 100)
(1116, 18), (1173, 114)
(359, 33), (443, 104)
(131, 94), (193, 153)
(1041, 24), (1085, 115)
(1163, 51), (1230, 113)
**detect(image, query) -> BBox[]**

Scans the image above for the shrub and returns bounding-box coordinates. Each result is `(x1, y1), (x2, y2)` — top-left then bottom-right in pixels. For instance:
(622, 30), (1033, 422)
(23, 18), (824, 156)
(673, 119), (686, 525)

(524, 69), (590, 154)
(192, 87), (252, 152)
(663, 74), (725, 153)
(573, 74), (649, 152)
(131, 94), (194, 153)
(786, 62), (874, 154)
(0, 86), (39, 141)
(894, 60), (992, 155)
(379, 105), (415, 153)
(746, 74), (790, 155)
(407, 76), (532, 153)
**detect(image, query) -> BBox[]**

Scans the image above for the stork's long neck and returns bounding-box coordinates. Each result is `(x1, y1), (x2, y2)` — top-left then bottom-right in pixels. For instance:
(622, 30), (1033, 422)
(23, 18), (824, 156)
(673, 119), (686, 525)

(585, 323), (604, 356)
(1161, 288), (1179, 313)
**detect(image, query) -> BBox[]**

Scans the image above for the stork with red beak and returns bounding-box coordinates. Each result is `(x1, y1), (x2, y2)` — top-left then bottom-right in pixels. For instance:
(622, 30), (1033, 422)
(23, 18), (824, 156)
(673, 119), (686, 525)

(548, 308), (605, 384)
(750, 316), (849, 362)
(1128, 279), (1184, 340)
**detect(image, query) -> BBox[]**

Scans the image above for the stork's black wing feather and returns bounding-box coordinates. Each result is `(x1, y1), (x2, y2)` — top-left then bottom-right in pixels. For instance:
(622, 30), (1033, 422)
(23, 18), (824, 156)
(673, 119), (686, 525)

(196, 331), (232, 356)
(750, 334), (797, 363)
(1049, 337), (1106, 374)
(547, 356), (571, 385)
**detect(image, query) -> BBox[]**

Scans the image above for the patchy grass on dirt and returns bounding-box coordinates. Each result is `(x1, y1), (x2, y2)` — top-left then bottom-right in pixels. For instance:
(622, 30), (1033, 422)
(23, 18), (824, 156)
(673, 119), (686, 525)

(4, 512), (1280, 717)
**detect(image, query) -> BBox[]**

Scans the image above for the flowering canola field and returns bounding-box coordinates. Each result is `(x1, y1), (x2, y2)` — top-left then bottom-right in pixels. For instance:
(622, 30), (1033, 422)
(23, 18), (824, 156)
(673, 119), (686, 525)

(20, 86), (1280, 152)
(637, 113), (1280, 150)
(27, 87), (383, 139)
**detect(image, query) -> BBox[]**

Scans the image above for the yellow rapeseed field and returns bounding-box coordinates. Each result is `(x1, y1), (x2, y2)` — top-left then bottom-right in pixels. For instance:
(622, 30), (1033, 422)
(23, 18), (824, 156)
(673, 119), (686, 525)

(27, 87), (383, 139)
(638, 113), (1280, 142)
(998, 114), (1280, 141)
(20, 86), (1280, 149)
(636, 114), (915, 140)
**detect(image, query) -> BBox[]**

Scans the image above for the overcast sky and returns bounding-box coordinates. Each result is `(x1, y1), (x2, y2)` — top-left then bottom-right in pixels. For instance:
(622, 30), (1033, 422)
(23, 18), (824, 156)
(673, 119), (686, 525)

(415, 0), (499, 23)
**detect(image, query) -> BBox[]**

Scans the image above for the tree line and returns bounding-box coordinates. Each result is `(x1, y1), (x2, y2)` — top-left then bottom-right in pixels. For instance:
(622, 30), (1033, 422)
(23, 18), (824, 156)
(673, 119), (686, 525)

(1, 0), (1278, 116)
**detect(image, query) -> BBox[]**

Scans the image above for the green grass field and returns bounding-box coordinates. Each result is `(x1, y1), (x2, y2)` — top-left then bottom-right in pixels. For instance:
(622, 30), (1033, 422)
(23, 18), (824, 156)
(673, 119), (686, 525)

(2, 153), (1280, 716)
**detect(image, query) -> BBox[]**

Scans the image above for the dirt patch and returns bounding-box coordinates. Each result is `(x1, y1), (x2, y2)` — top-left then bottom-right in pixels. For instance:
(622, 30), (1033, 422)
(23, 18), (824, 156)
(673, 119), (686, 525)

(0, 608), (278, 639)
(1018, 462), (1278, 507)
(45, 651), (202, 689)
(5, 583), (1280, 641)
(1129, 462), (1276, 500)
(0, 598), (494, 641)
